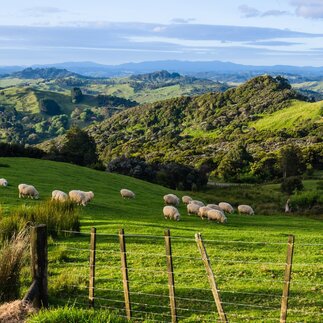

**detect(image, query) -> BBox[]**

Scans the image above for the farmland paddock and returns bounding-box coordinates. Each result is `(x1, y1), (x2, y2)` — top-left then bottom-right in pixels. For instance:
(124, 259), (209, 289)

(20, 225), (322, 322)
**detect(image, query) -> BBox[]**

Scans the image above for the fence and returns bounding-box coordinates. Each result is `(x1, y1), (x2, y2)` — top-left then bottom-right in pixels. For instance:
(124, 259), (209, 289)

(24, 225), (322, 322)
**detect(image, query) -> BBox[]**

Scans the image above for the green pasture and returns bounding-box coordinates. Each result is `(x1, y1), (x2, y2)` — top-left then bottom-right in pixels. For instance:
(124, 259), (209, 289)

(0, 158), (321, 322)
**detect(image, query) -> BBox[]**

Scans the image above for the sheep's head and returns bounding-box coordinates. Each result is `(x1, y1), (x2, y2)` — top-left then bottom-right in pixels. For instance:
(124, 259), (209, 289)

(175, 213), (180, 221)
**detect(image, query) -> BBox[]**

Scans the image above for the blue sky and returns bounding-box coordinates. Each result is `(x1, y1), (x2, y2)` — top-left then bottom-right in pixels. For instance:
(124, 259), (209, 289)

(1, 0), (323, 66)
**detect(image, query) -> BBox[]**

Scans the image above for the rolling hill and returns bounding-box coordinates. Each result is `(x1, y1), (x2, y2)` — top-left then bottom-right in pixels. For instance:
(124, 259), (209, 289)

(78, 75), (322, 168)
(0, 157), (321, 322)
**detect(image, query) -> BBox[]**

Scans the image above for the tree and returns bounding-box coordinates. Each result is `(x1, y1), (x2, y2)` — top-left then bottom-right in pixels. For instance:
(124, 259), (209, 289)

(71, 87), (83, 104)
(279, 145), (305, 179)
(39, 99), (62, 116)
(217, 143), (253, 181)
(60, 127), (98, 166)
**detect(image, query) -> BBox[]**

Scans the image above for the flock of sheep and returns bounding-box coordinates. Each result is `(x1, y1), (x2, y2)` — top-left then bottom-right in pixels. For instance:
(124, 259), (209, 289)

(1, 178), (95, 206)
(120, 188), (254, 224)
(161, 194), (254, 224)
(1, 177), (254, 224)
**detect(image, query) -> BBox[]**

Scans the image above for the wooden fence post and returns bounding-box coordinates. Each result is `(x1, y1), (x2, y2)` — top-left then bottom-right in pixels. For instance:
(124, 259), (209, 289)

(195, 233), (228, 323)
(119, 228), (132, 320)
(30, 224), (48, 309)
(280, 235), (295, 323)
(164, 229), (177, 323)
(89, 227), (96, 308)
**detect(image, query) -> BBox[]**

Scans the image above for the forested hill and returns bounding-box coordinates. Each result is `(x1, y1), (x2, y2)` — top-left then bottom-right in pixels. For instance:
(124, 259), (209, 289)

(11, 67), (82, 79)
(85, 75), (322, 168)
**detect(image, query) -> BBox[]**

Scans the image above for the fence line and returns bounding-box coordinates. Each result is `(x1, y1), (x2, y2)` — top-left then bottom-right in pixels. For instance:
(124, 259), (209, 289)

(39, 226), (323, 322)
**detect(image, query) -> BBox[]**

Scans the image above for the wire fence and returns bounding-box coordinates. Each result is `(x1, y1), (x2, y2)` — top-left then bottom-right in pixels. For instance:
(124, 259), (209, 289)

(44, 228), (322, 322)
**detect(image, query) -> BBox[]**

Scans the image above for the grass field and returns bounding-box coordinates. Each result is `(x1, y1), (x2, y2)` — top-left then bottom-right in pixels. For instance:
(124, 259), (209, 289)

(250, 100), (323, 131)
(0, 158), (322, 322)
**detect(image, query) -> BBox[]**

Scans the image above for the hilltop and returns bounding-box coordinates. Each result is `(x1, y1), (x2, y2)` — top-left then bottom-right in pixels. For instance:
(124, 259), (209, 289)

(81, 75), (322, 168)
(10, 67), (83, 80)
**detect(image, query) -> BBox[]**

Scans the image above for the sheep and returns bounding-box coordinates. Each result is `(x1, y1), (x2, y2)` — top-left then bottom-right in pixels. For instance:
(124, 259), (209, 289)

(163, 194), (180, 206)
(0, 178), (8, 187)
(187, 203), (200, 216)
(198, 206), (212, 219)
(18, 184), (39, 199)
(163, 206), (180, 221)
(238, 205), (254, 215)
(69, 190), (94, 206)
(219, 202), (234, 214)
(182, 195), (193, 205)
(51, 190), (68, 202)
(206, 204), (223, 212)
(207, 209), (227, 224)
(190, 200), (205, 207)
(120, 189), (135, 199)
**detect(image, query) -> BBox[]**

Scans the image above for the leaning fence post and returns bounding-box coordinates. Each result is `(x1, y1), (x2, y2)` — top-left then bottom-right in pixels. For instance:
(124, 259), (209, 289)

(164, 229), (177, 323)
(280, 235), (295, 323)
(119, 228), (132, 320)
(89, 227), (96, 308)
(195, 233), (228, 323)
(30, 224), (48, 309)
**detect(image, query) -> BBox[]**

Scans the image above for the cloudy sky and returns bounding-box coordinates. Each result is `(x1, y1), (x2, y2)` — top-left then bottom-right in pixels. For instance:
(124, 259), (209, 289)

(1, 0), (323, 66)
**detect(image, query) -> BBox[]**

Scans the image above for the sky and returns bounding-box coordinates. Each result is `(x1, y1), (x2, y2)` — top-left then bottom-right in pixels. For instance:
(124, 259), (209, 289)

(1, 0), (323, 66)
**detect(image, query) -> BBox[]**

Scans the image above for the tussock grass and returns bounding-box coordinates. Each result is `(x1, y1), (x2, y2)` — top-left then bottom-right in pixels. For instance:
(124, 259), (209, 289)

(0, 300), (35, 323)
(0, 230), (29, 302)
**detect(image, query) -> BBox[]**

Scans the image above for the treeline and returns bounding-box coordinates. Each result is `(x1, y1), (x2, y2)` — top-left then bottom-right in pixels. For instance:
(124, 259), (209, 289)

(107, 155), (208, 190)
(0, 143), (45, 158)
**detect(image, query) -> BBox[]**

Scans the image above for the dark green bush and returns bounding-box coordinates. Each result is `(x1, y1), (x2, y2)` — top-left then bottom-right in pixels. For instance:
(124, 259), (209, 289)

(280, 176), (304, 195)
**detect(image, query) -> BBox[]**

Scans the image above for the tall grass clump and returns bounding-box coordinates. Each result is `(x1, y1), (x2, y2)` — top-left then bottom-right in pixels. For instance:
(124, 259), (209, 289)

(11, 200), (80, 237)
(0, 230), (29, 302)
(290, 191), (323, 214)
(27, 306), (127, 323)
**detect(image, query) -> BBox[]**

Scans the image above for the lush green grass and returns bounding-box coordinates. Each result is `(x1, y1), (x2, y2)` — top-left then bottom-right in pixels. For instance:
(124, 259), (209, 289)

(27, 306), (127, 323)
(0, 158), (321, 322)
(250, 100), (323, 131)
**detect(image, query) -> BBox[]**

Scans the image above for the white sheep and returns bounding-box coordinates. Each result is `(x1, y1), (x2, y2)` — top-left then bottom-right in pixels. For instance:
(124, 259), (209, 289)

(69, 190), (94, 206)
(207, 209), (227, 223)
(182, 195), (193, 205)
(0, 178), (8, 187)
(187, 203), (200, 216)
(18, 184), (39, 199)
(190, 200), (205, 207)
(219, 202), (234, 214)
(198, 206), (212, 219)
(163, 194), (180, 206)
(120, 189), (135, 199)
(51, 190), (68, 202)
(238, 205), (254, 215)
(206, 204), (223, 212)
(163, 206), (180, 221)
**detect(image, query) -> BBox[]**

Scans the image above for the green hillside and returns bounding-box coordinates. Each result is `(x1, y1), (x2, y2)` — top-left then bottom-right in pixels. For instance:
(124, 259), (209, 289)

(80, 75), (322, 170)
(250, 100), (323, 131)
(0, 158), (321, 322)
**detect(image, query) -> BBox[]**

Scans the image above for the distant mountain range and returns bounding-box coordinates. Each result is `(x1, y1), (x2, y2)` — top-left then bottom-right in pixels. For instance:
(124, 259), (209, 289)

(1, 60), (323, 80)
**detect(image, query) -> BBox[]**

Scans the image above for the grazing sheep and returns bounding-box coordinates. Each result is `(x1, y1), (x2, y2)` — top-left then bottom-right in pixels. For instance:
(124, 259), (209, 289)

(187, 203), (200, 216)
(206, 204), (223, 212)
(198, 206), (212, 219)
(190, 200), (205, 207)
(219, 202), (234, 214)
(18, 184), (39, 199)
(207, 209), (227, 224)
(238, 205), (254, 215)
(163, 206), (180, 221)
(120, 189), (135, 199)
(182, 195), (193, 205)
(69, 190), (94, 206)
(163, 194), (180, 206)
(0, 178), (8, 187)
(51, 190), (68, 202)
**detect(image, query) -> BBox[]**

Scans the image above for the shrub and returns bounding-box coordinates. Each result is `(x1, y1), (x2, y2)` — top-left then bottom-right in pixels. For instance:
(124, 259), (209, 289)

(280, 176), (304, 195)
(0, 230), (29, 302)
(39, 99), (62, 116)
(290, 191), (323, 210)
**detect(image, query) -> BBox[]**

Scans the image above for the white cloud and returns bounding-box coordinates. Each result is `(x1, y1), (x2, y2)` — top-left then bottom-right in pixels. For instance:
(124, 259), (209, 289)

(291, 0), (323, 19)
